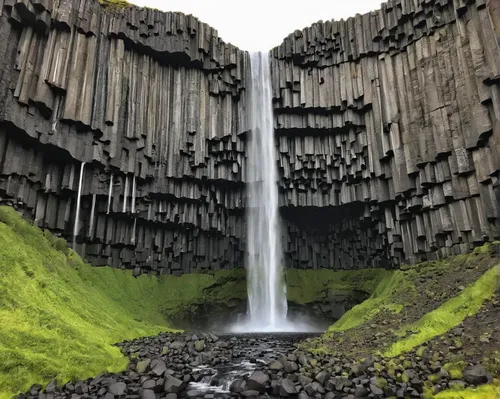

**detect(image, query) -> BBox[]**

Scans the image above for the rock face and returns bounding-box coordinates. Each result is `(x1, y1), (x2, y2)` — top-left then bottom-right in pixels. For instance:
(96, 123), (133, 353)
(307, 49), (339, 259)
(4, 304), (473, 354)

(0, 0), (499, 275)
(0, 0), (248, 275)
(271, 0), (500, 268)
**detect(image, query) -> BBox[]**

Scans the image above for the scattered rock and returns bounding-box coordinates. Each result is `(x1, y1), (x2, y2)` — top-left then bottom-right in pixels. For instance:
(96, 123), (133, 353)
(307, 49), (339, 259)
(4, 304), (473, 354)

(194, 340), (205, 352)
(279, 379), (297, 396)
(463, 365), (489, 384)
(136, 360), (150, 373)
(140, 389), (155, 399)
(108, 382), (127, 396)
(164, 375), (186, 393)
(269, 360), (284, 370)
(246, 370), (269, 392)
(152, 360), (167, 376)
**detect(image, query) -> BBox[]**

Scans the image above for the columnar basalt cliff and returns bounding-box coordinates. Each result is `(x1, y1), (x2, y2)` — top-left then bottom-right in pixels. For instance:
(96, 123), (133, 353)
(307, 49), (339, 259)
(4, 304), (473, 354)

(0, 0), (499, 275)
(0, 0), (249, 275)
(272, 0), (500, 268)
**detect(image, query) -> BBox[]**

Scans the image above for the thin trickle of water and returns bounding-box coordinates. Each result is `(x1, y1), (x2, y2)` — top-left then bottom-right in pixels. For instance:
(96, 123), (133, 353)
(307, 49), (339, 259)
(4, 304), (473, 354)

(245, 52), (288, 331)
(107, 174), (114, 214)
(73, 161), (86, 249)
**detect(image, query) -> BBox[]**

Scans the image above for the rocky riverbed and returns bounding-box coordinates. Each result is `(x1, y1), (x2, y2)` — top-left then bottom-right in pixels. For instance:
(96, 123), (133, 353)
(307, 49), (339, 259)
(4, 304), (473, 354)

(18, 330), (495, 399)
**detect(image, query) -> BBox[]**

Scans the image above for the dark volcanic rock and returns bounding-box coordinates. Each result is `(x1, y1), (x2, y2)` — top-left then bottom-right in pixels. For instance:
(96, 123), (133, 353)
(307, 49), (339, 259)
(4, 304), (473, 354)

(15, 330), (499, 399)
(246, 371), (269, 392)
(463, 365), (489, 384)
(279, 379), (297, 396)
(108, 382), (127, 395)
(140, 389), (156, 399)
(164, 375), (186, 393)
(0, 0), (498, 280)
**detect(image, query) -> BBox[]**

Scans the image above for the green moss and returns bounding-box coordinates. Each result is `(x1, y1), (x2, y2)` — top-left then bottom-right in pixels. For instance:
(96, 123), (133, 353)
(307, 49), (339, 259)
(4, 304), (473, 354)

(426, 379), (500, 399)
(375, 376), (388, 389)
(0, 206), (243, 398)
(98, 0), (131, 10)
(444, 362), (467, 379)
(286, 268), (390, 306)
(384, 266), (498, 357)
(328, 270), (415, 332)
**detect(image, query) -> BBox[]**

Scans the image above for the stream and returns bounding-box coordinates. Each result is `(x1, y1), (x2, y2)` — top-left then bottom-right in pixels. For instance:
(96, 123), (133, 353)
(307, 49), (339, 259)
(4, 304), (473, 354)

(185, 333), (318, 397)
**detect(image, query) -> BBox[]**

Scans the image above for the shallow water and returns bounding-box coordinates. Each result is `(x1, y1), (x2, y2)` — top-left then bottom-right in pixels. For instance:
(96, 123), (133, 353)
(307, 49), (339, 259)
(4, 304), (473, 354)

(185, 333), (319, 397)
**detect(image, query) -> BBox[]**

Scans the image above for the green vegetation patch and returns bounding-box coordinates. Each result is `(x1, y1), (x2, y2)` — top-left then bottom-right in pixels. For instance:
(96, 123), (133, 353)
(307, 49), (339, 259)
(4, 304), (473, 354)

(384, 265), (498, 357)
(303, 244), (499, 358)
(329, 270), (408, 332)
(426, 378), (500, 399)
(286, 268), (390, 306)
(98, 0), (131, 10)
(0, 206), (244, 398)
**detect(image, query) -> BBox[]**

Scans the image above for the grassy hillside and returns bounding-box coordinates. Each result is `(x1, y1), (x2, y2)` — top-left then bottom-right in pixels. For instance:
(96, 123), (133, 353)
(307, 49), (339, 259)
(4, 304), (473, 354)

(0, 206), (244, 398)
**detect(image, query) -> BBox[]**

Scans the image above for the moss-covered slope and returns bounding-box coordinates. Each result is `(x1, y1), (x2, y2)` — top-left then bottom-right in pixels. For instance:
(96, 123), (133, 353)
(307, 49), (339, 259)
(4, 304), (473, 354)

(0, 206), (244, 398)
(302, 245), (499, 398)
(306, 246), (499, 357)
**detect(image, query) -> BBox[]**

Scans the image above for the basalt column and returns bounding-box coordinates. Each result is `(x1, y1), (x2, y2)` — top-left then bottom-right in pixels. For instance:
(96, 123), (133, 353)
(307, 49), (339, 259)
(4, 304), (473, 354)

(271, 0), (500, 269)
(1, 0), (500, 276)
(0, 0), (250, 275)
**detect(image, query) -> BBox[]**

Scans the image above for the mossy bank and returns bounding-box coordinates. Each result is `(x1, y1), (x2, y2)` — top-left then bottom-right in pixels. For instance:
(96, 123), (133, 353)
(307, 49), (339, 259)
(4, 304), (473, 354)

(0, 206), (244, 398)
(302, 244), (500, 398)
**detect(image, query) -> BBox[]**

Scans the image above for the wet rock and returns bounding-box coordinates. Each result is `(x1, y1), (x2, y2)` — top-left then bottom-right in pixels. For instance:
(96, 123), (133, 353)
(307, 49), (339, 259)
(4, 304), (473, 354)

(354, 384), (370, 397)
(304, 382), (325, 395)
(279, 379), (297, 396)
(315, 370), (330, 384)
(246, 370), (269, 392)
(108, 382), (127, 396)
(170, 341), (185, 350)
(298, 355), (310, 366)
(298, 375), (313, 387)
(164, 375), (186, 393)
(140, 389), (155, 399)
(136, 360), (150, 374)
(242, 390), (261, 397)
(369, 383), (384, 395)
(269, 360), (284, 370)
(209, 333), (219, 342)
(45, 380), (57, 393)
(283, 360), (299, 373)
(194, 340), (205, 352)
(141, 380), (156, 390)
(463, 365), (489, 384)
(152, 360), (167, 376)
(186, 390), (204, 397)
(229, 379), (246, 393)
(74, 382), (88, 395)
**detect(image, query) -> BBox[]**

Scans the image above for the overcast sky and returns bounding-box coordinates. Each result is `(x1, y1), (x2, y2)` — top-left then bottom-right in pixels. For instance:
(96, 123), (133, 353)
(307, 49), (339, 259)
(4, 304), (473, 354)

(130, 0), (383, 52)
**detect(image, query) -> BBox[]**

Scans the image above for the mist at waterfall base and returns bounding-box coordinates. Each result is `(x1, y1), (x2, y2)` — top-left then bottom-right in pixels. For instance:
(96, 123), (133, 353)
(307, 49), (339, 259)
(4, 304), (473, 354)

(230, 52), (320, 334)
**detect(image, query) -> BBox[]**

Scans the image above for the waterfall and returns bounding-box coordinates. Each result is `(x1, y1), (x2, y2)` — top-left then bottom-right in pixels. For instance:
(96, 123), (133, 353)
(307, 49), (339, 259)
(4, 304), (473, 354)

(244, 52), (288, 331)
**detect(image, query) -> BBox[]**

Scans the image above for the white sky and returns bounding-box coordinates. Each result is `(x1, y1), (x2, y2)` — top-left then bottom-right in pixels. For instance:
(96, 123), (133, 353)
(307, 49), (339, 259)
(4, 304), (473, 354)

(130, 0), (383, 52)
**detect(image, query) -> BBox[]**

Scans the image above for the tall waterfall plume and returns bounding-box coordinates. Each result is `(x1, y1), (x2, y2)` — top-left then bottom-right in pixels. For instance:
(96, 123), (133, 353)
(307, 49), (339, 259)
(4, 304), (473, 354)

(244, 52), (288, 331)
